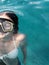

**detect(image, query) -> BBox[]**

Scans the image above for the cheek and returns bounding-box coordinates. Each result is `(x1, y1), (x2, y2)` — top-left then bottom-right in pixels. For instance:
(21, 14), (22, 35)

(7, 32), (14, 37)
(2, 32), (13, 41)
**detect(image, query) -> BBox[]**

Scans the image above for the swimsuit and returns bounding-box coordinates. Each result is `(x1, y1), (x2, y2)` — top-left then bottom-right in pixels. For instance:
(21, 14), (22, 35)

(0, 37), (21, 65)
(0, 48), (18, 59)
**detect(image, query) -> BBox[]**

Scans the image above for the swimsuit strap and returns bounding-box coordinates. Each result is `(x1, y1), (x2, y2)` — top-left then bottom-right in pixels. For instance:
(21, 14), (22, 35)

(13, 36), (21, 48)
(13, 37), (16, 48)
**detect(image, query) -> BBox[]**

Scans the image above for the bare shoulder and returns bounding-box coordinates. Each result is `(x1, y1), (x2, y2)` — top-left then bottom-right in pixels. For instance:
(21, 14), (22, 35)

(16, 33), (26, 42)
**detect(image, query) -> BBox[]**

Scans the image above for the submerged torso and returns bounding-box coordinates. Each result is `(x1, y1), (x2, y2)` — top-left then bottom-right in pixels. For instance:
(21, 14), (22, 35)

(0, 34), (25, 65)
(0, 35), (20, 58)
(0, 33), (22, 65)
(0, 42), (15, 56)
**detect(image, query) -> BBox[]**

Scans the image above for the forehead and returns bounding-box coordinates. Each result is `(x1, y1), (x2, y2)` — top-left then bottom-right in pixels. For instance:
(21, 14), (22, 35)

(0, 12), (12, 21)
(0, 18), (13, 24)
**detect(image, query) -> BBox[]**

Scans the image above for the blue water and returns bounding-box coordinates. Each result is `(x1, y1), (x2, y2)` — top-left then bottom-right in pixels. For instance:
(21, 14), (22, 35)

(0, 0), (49, 65)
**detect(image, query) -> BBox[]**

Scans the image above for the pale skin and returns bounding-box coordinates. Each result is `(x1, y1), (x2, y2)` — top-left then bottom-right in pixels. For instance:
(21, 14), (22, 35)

(0, 13), (26, 64)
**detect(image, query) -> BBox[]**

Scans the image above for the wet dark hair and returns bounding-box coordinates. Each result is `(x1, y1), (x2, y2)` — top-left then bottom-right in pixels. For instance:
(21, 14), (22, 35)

(1, 10), (18, 34)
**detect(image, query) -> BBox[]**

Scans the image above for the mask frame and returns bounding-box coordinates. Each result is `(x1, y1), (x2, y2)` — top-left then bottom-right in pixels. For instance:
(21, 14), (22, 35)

(0, 18), (14, 33)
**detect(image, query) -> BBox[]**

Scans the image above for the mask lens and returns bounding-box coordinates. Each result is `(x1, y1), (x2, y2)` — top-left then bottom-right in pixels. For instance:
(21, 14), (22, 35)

(2, 21), (13, 32)
(3, 21), (11, 30)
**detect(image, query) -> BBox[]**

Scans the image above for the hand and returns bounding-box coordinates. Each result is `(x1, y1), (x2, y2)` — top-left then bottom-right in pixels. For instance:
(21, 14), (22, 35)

(23, 59), (26, 65)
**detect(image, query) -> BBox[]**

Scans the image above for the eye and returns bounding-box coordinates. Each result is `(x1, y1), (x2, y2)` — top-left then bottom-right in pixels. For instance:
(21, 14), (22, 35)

(5, 24), (11, 29)
(5, 23), (11, 27)
(3, 21), (12, 29)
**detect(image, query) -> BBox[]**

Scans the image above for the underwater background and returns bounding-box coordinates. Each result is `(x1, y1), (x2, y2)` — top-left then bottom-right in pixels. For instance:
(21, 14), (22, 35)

(0, 0), (49, 65)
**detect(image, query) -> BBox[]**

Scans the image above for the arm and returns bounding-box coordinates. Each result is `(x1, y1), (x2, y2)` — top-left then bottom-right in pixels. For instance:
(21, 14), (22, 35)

(20, 36), (27, 65)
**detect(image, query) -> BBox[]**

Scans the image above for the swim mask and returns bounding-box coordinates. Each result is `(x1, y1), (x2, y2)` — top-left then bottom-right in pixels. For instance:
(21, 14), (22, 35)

(0, 18), (13, 33)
